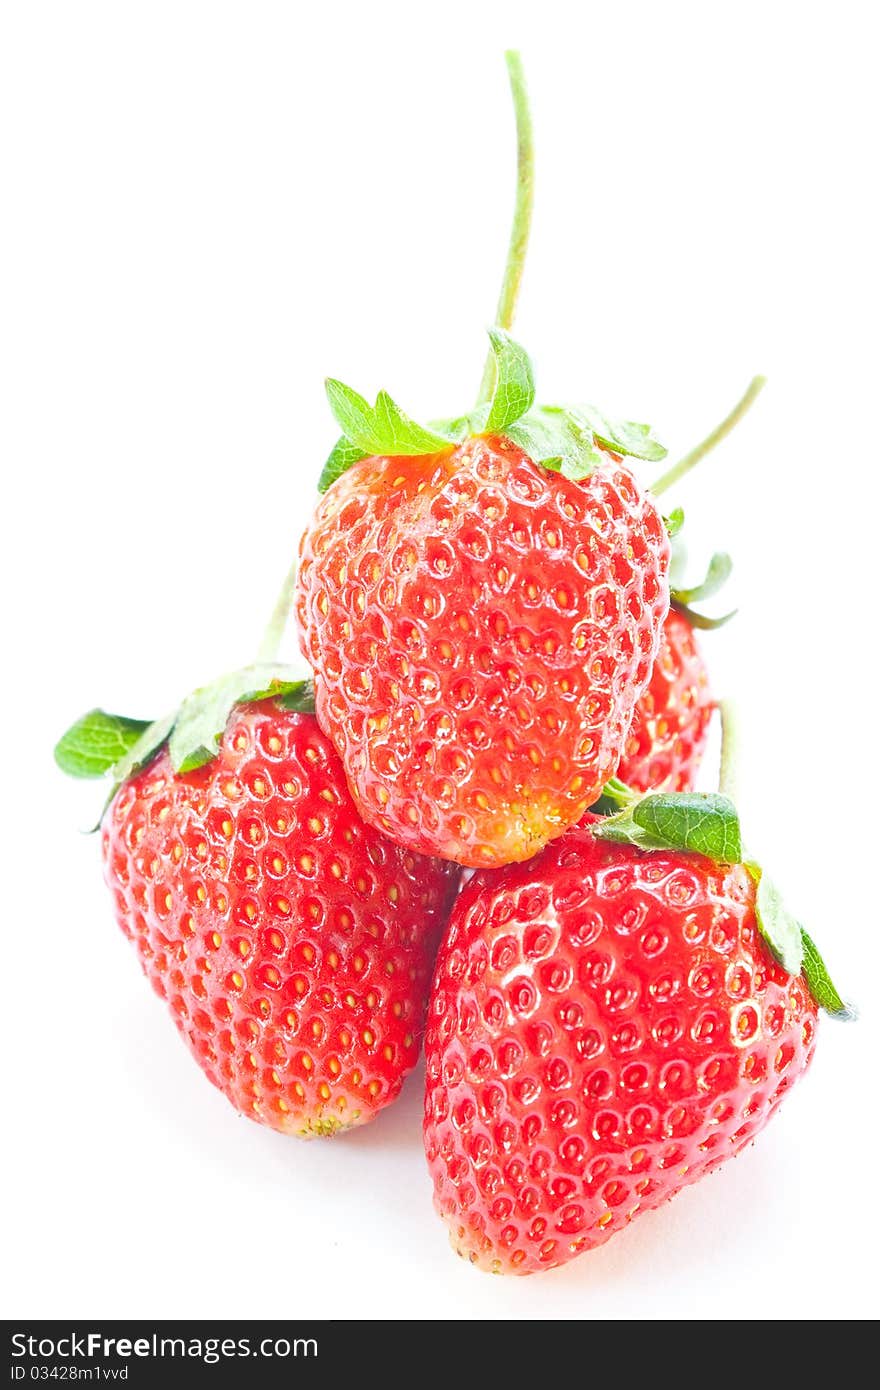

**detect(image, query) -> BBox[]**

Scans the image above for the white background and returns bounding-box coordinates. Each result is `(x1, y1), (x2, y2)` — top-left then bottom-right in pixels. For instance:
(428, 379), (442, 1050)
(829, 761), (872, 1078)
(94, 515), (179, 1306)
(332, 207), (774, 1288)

(2, 1), (877, 1321)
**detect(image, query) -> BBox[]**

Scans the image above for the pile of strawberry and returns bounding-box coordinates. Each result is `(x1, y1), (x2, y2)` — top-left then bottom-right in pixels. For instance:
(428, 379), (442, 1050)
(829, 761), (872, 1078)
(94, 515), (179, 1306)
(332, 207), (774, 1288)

(56, 54), (851, 1277)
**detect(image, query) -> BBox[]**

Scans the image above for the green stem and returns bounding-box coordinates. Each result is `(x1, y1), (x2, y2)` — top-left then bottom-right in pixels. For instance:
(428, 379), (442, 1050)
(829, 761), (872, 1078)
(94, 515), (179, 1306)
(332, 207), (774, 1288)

(475, 50), (535, 409)
(718, 699), (739, 802)
(650, 375), (767, 497)
(255, 555), (299, 663)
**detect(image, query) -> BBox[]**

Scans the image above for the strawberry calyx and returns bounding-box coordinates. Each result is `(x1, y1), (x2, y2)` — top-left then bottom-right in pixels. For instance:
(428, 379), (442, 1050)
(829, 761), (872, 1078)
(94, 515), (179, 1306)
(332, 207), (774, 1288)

(670, 545), (737, 630)
(318, 328), (667, 493)
(592, 778), (854, 1020)
(55, 664), (315, 795)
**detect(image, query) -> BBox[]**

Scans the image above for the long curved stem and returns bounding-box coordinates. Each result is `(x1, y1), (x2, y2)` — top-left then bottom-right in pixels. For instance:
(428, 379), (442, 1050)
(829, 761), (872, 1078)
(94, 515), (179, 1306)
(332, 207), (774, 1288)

(718, 699), (739, 802)
(255, 555), (299, 663)
(475, 51), (535, 408)
(651, 375), (767, 497)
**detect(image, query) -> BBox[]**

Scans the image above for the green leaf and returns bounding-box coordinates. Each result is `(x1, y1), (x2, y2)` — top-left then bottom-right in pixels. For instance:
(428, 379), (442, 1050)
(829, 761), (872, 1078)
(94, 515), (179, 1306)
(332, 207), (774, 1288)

(325, 379), (456, 457)
(594, 792), (742, 863)
(800, 930), (855, 1020)
(168, 665), (312, 774)
(110, 710), (178, 786)
(317, 436), (367, 494)
(590, 776), (641, 816)
(507, 408), (608, 481)
(481, 329), (536, 433)
(671, 600), (738, 631)
(664, 507), (685, 538)
(507, 403), (665, 482)
(568, 405), (667, 463)
(746, 863), (804, 975)
(672, 551), (732, 605)
(277, 679), (316, 714)
(55, 710), (152, 779)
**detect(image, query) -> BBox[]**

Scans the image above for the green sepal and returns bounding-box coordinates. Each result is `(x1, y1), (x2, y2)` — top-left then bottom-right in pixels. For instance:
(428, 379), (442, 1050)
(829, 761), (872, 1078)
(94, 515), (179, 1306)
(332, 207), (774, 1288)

(168, 666), (314, 774)
(664, 507), (685, 538)
(590, 776), (641, 816)
(110, 710), (178, 787)
(325, 380), (456, 458)
(671, 600), (737, 631)
(276, 679), (316, 713)
(670, 550), (736, 630)
(745, 862), (804, 975)
(54, 710), (153, 779)
(508, 403), (666, 482)
(481, 328), (536, 433)
(57, 666), (315, 822)
(672, 551), (732, 605)
(800, 930), (855, 1021)
(318, 436), (368, 494)
(570, 405), (667, 463)
(593, 791), (742, 863)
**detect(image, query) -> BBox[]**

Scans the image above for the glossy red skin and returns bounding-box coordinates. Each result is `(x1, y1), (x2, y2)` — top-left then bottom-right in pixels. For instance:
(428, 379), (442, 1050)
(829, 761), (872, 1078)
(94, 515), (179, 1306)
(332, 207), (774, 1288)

(423, 821), (817, 1273)
(296, 436), (670, 868)
(617, 608), (714, 793)
(102, 702), (458, 1137)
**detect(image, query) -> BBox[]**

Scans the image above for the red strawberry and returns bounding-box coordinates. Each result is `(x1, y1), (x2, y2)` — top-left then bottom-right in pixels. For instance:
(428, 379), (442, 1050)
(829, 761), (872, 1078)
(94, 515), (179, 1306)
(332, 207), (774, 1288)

(293, 54), (674, 868)
(423, 798), (847, 1273)
(617, 608), (713, 793)
(297, 433), (670, 868)
(57, 675), (457, 1136)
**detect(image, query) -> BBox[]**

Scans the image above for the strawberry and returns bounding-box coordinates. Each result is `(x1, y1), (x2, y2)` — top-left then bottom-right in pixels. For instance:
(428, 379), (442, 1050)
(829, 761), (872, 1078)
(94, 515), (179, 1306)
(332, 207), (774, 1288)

(617, 607), (713, 793)
(423, 790), (850, 1273)
(297, 427), (670, 868)
(293, 54), (681, 868)
(57, 655), (457, 1136)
